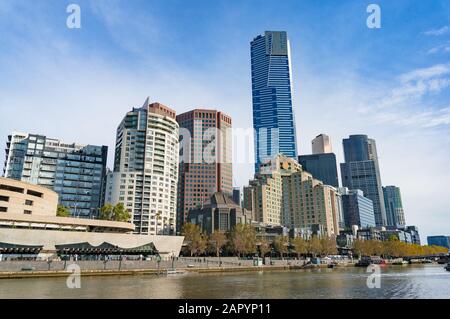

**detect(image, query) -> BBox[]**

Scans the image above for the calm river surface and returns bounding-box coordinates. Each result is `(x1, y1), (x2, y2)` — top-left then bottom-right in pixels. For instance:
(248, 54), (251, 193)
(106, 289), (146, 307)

(1, 264), (449, 299)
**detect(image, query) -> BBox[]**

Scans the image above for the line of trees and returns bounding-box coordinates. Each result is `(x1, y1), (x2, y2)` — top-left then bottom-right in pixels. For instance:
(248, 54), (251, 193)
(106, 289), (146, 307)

(352, 236), (448, 258)
(181, 223), (338, 258)
(181, 223), (449, 259)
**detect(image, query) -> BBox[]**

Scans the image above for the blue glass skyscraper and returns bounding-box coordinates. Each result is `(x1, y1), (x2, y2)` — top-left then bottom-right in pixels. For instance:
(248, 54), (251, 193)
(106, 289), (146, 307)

(251, 31), (298, 172)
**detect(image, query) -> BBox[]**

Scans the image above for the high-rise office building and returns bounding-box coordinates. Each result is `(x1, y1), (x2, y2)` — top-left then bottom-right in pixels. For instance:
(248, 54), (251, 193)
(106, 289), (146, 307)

(232, 187), (241, 206)
(312, 134), (332, 154)
(340, 188), (376, 229)
(106, 98), (179, 235)
(340, 135), (387, 226)
(298, 153), (339, 187)
(244, 155), (340, 236)
(383, 186), (406, 227)
(251, 31), (298, 172)
(427, 236), (450, 250)
(3, 132), (107, 218)
(176, 109), (233, 232)
(298, 134), (339, 187)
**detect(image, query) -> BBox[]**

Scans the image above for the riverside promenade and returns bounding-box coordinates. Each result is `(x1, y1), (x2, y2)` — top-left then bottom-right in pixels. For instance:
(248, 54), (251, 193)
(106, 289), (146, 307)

(0, 257), (346, 279)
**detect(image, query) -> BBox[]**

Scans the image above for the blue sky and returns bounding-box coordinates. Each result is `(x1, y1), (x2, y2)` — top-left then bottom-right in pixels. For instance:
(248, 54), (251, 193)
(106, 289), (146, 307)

(1, 0), (450, 241)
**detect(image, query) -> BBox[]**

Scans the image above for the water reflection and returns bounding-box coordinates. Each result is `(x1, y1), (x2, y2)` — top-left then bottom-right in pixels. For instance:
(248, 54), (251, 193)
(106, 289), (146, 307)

(0, 265), (449, 299)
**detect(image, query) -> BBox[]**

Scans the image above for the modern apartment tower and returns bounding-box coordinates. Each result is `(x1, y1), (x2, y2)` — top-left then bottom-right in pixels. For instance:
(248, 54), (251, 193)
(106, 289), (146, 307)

(251, 31), (298, 172)
(383, 186), (406, 227)
(298, 134), (339, 187)
(176, 109), (233, 232)
(3, 132), (107, 218)
(340, 135), (387, 227)
(106, 98), (179, 235)
(340, 188), (376, 229)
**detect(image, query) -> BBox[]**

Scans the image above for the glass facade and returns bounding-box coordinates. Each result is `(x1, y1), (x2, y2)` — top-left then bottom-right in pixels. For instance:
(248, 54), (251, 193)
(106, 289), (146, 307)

(298, 153), (339, 187)
(383, 185), (406, 227)
(427, 236), (450, 249)
(251, 31), (298, 172)
(341, 189), (376, 228)
(340, 135), (387, 226)
(3, 133), (107, 218)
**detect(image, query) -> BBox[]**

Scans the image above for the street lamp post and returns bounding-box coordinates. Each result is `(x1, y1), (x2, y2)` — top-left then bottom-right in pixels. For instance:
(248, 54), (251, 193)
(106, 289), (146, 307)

(171, 251), (175, 269)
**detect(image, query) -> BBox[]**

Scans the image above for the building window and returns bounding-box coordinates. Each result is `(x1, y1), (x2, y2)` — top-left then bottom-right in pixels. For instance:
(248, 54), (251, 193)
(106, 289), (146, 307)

(25, 199), (33, 206)
(24, 210), (32, 215)
(27, 190), (43, 198)
(0, 207), (7, 212)
(0, 195), (9, 202)
(0, 184), (24, 194)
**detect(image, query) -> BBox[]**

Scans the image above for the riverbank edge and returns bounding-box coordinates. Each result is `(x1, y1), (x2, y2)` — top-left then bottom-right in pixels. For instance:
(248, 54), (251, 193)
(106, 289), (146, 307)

(2, 262), (426, 279)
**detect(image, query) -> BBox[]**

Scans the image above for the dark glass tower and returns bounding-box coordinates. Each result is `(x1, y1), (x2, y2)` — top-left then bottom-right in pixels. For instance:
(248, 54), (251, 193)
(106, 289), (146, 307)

(298, 153), (339, 187)
(383, 186), (406, 227)
(340, 135), (387, 226)
(251, 31), (298, 172)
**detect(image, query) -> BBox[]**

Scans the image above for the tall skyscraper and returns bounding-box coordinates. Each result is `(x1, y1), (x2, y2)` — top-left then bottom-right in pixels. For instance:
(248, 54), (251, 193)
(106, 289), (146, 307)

(298, 134), (339, 187)
(340, 135), (387, 226)
(251, 31), (298, 172)
(106, 98), (179, 235)
(383, 186), (406, 227)
(3, 132), (107, 218)
(340, 188), (376, 229)
(312, 134), (332, 154)
(176, 109), (233, 232)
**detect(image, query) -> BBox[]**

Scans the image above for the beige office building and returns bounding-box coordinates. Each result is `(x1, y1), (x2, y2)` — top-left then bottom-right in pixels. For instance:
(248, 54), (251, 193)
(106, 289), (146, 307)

(244, 155), (340, 236)
(312, 134), (332, 154)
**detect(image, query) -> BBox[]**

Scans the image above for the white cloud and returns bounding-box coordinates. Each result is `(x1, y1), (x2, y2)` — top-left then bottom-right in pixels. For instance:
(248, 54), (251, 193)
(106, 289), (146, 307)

(424, 26), (450, 36)
(427, 43), (450, 54)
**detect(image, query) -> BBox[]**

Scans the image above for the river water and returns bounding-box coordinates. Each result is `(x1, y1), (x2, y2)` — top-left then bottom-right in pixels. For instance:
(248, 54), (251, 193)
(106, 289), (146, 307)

(0, 264), (449, 299)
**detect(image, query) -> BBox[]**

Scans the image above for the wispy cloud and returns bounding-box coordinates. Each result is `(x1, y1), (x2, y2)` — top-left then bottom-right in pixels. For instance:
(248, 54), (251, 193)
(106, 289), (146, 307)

(89, 0), (162, 55)
(374, 64), (450, 110)
(427, 42), (450, 54)
(424, 25), (450, 36)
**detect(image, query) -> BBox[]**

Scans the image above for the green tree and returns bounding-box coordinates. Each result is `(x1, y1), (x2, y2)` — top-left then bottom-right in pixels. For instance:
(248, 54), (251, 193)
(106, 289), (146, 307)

(99, 203), (131, 222)
(112, 203), (131, 222)
(230, 224), (256, 257)
(291, 237), (308, 259)
(308, 235), (322, 257)
(352, 239), (366, 259)
(99, 203), (114, 220)
(320, 236), (338, 256)
(56, 205), (70, 217)
(210, 230), (227, 257)
(257, 237), (271, 259)
(182, 223), (206, 256)
(272, 236), (289, 259)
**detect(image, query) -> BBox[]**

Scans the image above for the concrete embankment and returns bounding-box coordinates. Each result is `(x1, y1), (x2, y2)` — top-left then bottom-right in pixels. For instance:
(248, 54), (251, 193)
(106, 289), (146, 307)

(0, 263), (360, 279)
